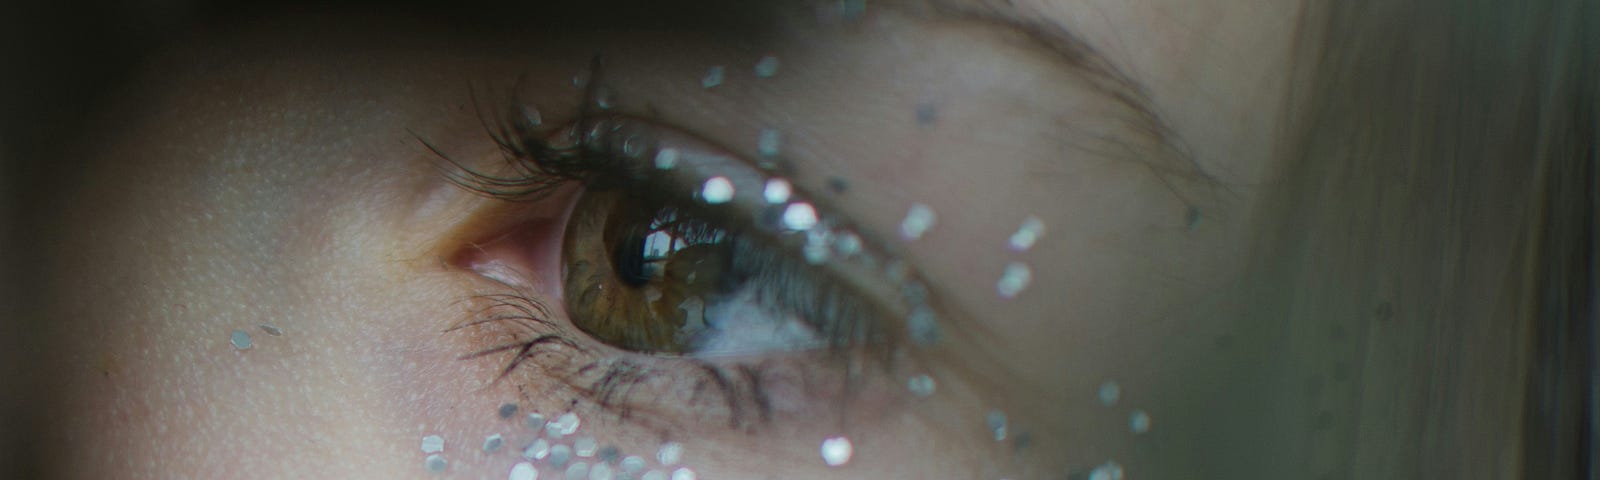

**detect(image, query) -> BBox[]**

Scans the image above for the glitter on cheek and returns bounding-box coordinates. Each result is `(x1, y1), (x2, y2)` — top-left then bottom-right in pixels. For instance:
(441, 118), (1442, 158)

(1129, 410), (1152, 434)
(547, 444), (573, 468)
(1097, 381), (1122, 406)
(763, 178), (793, 204)
(819, 436), (854, 467)
(574, 437), (598, 457)
(701, 66), (725, 89)
(522, 438), (550, 460)
(899, 203), (937, 240)
(526, 413), (546, 431)
(565, 462), (590, 480)
(915, 102), (939, 126)
(591, 462), (615, 480)
(671, 467), (697, 480)
(907, 374), (936, 397)
(995, 262), (1033, 299)
(655, 442), (683, 466)
(498, 403), (519, 419)
(258, 324), (283, 336)
(421, 434), (445, 454)
(641, 471), (667, 480)
(1007, 216), (1046, 252)
(509, 461), (537, 480)
(622, 456), (647, 474)
(700, 177), (735, 204)
(986, 410), (1009, 442)
(483, 433), (505, 453)
(230, 329), (252, 350)
(753, 55), (780, 78)
(425, 454), (448, 473)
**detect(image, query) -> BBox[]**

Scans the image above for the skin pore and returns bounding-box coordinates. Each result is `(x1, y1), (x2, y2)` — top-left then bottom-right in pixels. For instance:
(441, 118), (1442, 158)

(36, 0), (1302, 478)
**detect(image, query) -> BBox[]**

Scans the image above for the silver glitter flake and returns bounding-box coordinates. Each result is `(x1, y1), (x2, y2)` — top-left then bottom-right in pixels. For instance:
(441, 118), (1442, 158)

(546, 412), (581, 438)
(230, 329), (252, 350)
(758, 129), (781, 157)
(654, 148), (680, 170)
(574, 437), (598, 457)
(1008, 216), (1046, 252)
(701, 66), (725, 89)
(1088, 461), (1125, 480)
(642, 471), (667, 480)
(548, 444), (573, 468)
(834, 232), (862, 256)
(258, 324), (283, 336)
(424, 454), (448, 473)
(483, 433), (504, 453)
(509, 462), (537, 480)
(753, 55), (780, 78)
(622, 456), (647, 474)
(986, 410), (1009, 441)
(671, 468), (697, 480)
(1097, 381), (1121, 406)
(899, 203), (937, 240)
(590, 462), (614, 480)
(819, 436), (853, 467)
(565, 462), (590, 480)
(656, 442), (684, 466)
(522, 438), (550, 460)
(996, 262), (1033, 299)
(596, 446), (620, 463)
(763, 178), (792, 204)
(1129, 410), (1152, 434)
(700, 177), (735, 204)
(907, 374), (936, 397)
(498, 403), (519, 419)
(908, 306), (941, 345)
(421, 434), (445, 453)
(782, 202), (819, 231)
(526, 412), (546, 431)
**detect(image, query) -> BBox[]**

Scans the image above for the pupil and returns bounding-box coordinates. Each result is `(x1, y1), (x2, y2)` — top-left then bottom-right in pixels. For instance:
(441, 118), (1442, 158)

(612, 230), (654, 287)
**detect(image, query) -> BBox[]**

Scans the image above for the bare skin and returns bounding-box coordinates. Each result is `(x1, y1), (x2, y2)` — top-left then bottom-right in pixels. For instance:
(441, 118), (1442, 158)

(39, 1), (1300, 478)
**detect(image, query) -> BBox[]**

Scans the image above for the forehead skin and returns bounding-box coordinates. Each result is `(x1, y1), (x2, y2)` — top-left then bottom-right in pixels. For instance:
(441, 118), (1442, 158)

(37, 1), (1299, 478)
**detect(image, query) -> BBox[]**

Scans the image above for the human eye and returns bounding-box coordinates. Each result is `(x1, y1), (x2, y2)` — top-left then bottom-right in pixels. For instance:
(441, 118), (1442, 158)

(424, 59), (981, 477)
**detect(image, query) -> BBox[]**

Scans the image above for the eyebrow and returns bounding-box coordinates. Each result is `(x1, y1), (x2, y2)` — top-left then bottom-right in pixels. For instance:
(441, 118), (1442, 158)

(907, 0), (1215, 204)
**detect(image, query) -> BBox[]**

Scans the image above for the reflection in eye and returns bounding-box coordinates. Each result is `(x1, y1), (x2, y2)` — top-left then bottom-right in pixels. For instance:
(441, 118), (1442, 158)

(435, 63), (934, 430)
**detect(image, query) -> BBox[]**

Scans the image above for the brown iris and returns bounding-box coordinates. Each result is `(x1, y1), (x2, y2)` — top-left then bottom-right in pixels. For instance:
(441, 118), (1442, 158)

(562, 190), (736, 353)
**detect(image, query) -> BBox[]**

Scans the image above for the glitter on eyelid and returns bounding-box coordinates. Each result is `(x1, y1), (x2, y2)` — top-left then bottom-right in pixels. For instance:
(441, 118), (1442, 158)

(781, 202), (820, 231)
(1007, 216), (1046, 252)
(986, 410), (1009, 442)
(758, 129), (781, 157)
(1097, 381), (1121, 406)
(907, 374), (936, 397)
(483, 433), (505, 453)
(899, 203), (937, 240)
(498, 403), (519, 419)
(656, 442), (684, 466)
(258, 324), (283, 336)
(1088, 461), (1125, 480)
(701, 66), (725, 89)
(574, 437), (598, 457)
(523, 438), (550, 460)
(425, 454), (448, 473)
(565, 462), (590, 480)
(654, 148), (680, 170)
(509, 462), (537, 480)
(671, 468), (697, 480)
(820, 436), (854, 466)
(763, 178), (793, 204)
(754, 55), (780, 78)
(700, 177), (735, 204)
(1129, 410), (1152, 434)
(230, 330), (252, 350)
(421, 435), (445, 453)
(996, 262), (1033, 299)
